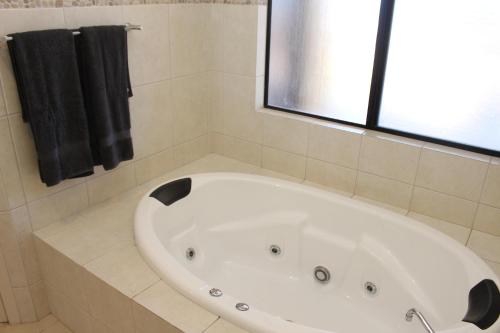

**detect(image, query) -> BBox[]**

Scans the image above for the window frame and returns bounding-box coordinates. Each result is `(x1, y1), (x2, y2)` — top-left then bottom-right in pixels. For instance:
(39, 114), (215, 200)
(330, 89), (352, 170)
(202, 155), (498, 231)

(264, 0), (500, 158)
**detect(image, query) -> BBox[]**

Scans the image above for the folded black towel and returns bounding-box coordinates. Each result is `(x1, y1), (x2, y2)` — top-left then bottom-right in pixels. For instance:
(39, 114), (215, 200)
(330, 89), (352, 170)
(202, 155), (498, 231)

(77, 25), (134, 170)
(7, 29), (94, 186)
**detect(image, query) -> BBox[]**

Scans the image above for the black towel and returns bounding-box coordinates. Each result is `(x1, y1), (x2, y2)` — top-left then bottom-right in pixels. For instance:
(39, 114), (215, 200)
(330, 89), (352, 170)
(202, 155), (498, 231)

(77, 25), (134, 170)
(7, 29), (94, 186)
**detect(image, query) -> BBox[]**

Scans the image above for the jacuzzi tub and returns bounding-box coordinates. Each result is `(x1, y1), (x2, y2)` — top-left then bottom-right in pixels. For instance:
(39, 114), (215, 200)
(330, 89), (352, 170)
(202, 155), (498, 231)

(135, 173), (500, 333)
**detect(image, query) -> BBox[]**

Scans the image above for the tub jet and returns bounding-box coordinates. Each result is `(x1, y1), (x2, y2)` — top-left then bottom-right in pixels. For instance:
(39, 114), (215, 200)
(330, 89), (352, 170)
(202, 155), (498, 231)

(314, 266), (331, 283)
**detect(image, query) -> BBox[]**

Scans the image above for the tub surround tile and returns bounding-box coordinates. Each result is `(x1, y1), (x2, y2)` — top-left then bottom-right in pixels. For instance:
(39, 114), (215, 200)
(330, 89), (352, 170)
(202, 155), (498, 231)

(12, 287), (37, 323)
(302, 181), (352, 198)
(262, 147), (306, 180)
(171, 74), (209, 145)
(407, 212), (471, 245)
(262, 112), (308, 155)
(29, 281), (50, 320)
(353, 196), (408, 215)
(133, 281), (218, 333)
(481, 158), (500, 208)
(486, 260), (500, 279)
(129, 81), (174, 160)
(27, 184), (88, 231)
(305, 158), (357, 195)
(205, 319), (250, 333)
(359, 133), (421, 184)
(212, 132), (262, 167)
(169, 4), (208, 77)
(467, 231), (500, 263)
(123, 4), (171, 85)
(86, 164), (136, 205)
(307, 123), (362, 169)
(415, 146), (489, 201)
(173, 134), (211, 168)
(0, 118), (25, 210)
(222, 74), (262, 144)
(473, 204), (500, 237)
(62, 5), (124, 29)
(222, 4), (259, 76)
(410, 187), (477, 227)
(132, 302), (182, 333)
(84, 245), (159, 298)
(134, 148), (176, 185)
(355, 172), (413, 210)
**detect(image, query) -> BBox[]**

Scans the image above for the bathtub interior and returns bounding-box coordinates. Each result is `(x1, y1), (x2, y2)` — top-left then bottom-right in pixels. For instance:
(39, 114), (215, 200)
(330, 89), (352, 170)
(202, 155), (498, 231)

(149, 175), (497, 333)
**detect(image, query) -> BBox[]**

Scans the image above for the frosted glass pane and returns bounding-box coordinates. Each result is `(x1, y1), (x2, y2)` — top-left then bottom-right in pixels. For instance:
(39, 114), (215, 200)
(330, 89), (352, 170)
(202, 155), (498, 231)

(267, 0), (380, 124)
(379, 0), (500, 152)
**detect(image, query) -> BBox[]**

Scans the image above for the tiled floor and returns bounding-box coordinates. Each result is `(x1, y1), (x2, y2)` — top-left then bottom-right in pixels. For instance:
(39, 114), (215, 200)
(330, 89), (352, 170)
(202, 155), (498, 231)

(0, 316), (72, 333)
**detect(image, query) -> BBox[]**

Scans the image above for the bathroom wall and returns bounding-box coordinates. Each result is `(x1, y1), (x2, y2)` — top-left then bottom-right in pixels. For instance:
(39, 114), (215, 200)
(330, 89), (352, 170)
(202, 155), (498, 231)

(0, 1), (219, 323)
(208, 4), (500, 277)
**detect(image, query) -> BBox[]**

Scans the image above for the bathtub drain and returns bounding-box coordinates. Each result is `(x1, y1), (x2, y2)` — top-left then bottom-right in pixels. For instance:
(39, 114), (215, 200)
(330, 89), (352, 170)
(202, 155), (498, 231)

(186, 247), (196, 260)
(364, 282), (378, 296)
(236, 303), (250, 311)
(269, 245), (281, 256)
(314, 266), (331, 283)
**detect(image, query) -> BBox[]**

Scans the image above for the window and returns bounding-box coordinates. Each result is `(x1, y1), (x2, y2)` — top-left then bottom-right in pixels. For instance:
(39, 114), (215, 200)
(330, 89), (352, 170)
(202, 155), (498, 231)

(265, 0), (500, 156)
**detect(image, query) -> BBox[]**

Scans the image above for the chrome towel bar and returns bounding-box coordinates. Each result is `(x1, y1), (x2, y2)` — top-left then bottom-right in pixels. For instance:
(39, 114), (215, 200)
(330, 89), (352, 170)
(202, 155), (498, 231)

(3, 23), (142, 42)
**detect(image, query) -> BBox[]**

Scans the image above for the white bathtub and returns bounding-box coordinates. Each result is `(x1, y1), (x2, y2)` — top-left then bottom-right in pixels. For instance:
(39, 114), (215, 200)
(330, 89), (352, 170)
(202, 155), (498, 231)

(135, 173), (500, 333)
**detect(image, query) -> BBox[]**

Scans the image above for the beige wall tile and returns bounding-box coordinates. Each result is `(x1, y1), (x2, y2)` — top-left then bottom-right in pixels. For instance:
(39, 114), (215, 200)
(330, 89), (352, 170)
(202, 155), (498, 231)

(473, 204), (500, 237)
(12, 287), (36, 323)
(169, 4), (207, 77)
(355, 172), (413, 209)
(9, 115), (84, 202)
(481, 158), (500, 208)
(0, 118), (25, 209)
(130, 81), (174, 159)
(0, 250), (21, 324)
(132, 302), (182, 333)
(256, 5), (267, 77)
(307, 123), (362, 169)
(135, 148), (176, 185)
(123, 5), (171, 85)
(212, 133), (262, 167)
(28, 184), (88, 231)
(206, 5), (225, 72)
(262, 113), (308, 155)
(173, 134), (210, 168)
(205, 319), (249, 333)
(18, 231), (41, 285)
(467, 231), (500, 263)
(407, 212), (471, 245)
(171, 75), (209, 145)
(207, 72), (225, 134)
(223, 5), (259, 76)
(0, 9), (65, 116)
(63, 6), (124, 29)
(0, 49), (22, 116)
(83, 272), (135, 333)
(352, 196), (408, 215)
(29, 281), (50, 320)
(486, 260), (500, 279)
(305, 158), (357, 194)
(262, 147), (306, 179)
(85, 245), (159, 298)
(359, 133), (421, 183)
(0, 209), (29, 288)
(415, 147), (489, 201)
(0, 70), (7, 118)
(134, 281), (217, 333)
(223, 74), (261, 143)
(411, 187), (477, 227)
(87, 164), (136, 205)
(44, 322), (73, 333)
